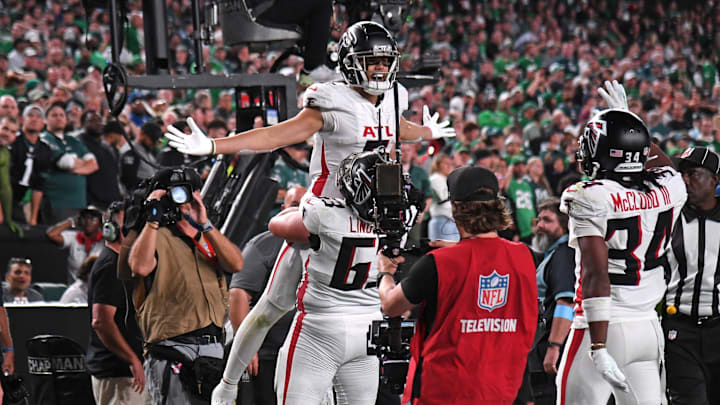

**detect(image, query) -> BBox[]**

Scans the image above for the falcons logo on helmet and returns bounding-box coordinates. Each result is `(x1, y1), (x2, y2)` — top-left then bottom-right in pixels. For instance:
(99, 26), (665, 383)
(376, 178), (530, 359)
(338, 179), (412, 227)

(584, 119), (606, 157)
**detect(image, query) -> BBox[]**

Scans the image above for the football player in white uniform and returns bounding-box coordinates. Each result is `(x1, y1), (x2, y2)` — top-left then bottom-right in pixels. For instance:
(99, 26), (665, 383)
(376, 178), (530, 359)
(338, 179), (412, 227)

(204, 22), (448, 405)
(557, 84), (687, 404)
(165, 21), (454, 199)
(268, 151), (390, 405)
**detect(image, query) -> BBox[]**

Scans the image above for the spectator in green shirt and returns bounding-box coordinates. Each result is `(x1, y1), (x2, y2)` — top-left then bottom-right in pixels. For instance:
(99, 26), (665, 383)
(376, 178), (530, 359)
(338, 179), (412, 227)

(265, 142), (311, 224)
(504, 154), (536, 243)
(270, 142), (310, 204)
(41, 102), (98, 223)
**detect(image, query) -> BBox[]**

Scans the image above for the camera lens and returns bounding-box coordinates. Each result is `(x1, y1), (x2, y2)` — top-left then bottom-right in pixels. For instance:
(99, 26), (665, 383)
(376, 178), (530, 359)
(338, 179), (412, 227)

(170, 186), (189, 204)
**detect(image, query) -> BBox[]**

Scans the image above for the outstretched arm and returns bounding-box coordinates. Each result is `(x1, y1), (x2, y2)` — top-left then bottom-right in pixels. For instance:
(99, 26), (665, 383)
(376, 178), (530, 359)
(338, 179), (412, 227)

(215, 109), (322, 154)
(399, 106), (456, 141)
(399, 116), (431, 141)
(167, 110), (323, 156)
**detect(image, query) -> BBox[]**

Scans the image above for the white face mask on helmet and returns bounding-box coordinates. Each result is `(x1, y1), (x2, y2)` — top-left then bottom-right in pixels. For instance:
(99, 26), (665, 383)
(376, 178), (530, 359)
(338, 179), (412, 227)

(338, 21), (400, 96)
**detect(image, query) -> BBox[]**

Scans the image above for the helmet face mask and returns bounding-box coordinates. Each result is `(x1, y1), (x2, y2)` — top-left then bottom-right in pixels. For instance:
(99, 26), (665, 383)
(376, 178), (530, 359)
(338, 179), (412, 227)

(337, 150), (391, 222)
(577, 109), (650, 180)
(338, 21), (400, 96)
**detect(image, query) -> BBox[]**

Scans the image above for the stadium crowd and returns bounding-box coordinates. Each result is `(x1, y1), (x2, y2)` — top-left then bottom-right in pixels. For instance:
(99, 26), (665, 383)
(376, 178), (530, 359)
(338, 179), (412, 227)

(0, 0), (718, 235)
(1, 0), (720, 403)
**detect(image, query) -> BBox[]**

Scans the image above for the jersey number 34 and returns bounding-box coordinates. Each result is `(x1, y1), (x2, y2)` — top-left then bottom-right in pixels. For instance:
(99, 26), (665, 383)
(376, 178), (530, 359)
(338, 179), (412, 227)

(605, 208), (673, 285)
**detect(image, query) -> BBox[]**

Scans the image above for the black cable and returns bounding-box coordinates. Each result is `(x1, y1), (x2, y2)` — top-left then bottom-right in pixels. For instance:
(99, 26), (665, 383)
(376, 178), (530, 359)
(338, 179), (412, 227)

(394, 80), (401, 165)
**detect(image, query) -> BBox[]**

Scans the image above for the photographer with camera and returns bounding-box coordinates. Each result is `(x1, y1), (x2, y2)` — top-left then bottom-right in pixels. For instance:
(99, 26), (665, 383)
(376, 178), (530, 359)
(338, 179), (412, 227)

(378, 166), (538, 404)
(127, 167), (243, 405)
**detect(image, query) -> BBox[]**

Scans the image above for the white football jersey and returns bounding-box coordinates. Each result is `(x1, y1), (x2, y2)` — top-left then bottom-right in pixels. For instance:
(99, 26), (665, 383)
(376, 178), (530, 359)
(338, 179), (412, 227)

(560, 167), (687, 327)
(298, 196), (380, 314)
(302, 82), (408, 198)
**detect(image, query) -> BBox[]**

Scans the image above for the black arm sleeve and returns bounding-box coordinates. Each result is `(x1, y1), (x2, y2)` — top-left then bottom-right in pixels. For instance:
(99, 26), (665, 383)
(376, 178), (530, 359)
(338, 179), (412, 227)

(546, 243), (576, 302)
(400, 254), (438, 305)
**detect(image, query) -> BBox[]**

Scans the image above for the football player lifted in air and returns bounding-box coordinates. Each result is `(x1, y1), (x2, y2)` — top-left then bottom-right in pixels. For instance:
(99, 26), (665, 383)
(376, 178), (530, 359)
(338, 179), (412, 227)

(165, 21), (454, 199)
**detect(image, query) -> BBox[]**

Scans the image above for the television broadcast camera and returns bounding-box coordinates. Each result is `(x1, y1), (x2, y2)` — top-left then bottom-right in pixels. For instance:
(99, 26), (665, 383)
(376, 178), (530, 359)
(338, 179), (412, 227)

(123, 167), (203, 233)
(373, 159), (426, 258)
(367, 317), (415, 394)
(366, 143), (431, 394)
(365, 237), (436, 394)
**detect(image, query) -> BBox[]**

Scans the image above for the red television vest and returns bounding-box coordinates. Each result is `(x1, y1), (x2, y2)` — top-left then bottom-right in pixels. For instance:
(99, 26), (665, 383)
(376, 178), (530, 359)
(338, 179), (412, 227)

(403, 237), (537, 405)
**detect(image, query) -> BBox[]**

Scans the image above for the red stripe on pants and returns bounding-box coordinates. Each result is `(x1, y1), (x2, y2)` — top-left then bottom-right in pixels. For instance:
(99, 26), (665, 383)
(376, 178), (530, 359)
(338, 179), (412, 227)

(282, 312), (306, 405)
(560, 328), (585, 405)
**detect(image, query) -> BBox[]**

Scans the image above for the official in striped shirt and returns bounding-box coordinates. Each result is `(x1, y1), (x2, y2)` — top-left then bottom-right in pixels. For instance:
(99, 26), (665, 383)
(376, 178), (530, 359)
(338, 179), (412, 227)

(665, 146), (720, 405)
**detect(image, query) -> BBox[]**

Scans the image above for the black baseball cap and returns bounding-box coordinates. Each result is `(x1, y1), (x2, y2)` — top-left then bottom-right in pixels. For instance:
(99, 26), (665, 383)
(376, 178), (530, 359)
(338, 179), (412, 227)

(447, 166), (499, 202)
(678, 147), (720, 174)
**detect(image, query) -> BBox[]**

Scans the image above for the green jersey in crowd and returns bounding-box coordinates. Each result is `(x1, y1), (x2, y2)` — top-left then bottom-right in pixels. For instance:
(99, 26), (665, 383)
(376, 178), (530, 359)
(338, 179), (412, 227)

(41, 131), (92, 210)
(507, 176), (536, 239)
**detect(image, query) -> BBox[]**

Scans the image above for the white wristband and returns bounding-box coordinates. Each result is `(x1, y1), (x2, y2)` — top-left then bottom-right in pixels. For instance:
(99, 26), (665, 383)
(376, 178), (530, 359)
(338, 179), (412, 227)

(583, 296), (611, 322)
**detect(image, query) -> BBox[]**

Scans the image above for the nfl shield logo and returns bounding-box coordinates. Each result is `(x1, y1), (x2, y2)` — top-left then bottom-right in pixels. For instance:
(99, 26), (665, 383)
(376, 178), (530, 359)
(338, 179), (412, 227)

(478, 271), (509, 312)
(668, 330), (677, 341)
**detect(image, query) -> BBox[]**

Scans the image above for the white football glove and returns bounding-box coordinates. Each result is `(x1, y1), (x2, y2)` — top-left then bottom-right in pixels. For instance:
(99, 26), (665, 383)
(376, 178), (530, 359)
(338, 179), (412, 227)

(423, 105), (456, 139)
(597, 80), (629, 111)
(210, 379), (237, 405)
(165, 117), (214, 156)
(589, 348), (629, 392)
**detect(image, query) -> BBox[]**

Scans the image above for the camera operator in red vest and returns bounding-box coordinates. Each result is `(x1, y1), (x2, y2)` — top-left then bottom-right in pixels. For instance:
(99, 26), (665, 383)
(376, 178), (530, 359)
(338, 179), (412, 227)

(378, 166), (537, 405)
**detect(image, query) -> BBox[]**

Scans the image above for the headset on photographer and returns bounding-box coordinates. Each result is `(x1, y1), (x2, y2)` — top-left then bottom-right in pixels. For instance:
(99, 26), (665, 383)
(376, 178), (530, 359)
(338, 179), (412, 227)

(102, 201), (126, 242)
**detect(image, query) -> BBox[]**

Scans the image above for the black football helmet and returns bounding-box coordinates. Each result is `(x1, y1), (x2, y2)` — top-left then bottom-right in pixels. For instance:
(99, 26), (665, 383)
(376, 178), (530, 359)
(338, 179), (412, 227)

(577, 109), (650, 179)
(337, 150), (392, 222)
(338, 21), (400, 96)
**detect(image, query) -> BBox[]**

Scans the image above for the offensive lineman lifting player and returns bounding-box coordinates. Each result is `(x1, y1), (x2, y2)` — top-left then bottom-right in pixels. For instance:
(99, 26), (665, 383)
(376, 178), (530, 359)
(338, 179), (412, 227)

(269, 151), (395, 404)
(557, 82), (687, 404)
(164, 22), (455, 404)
